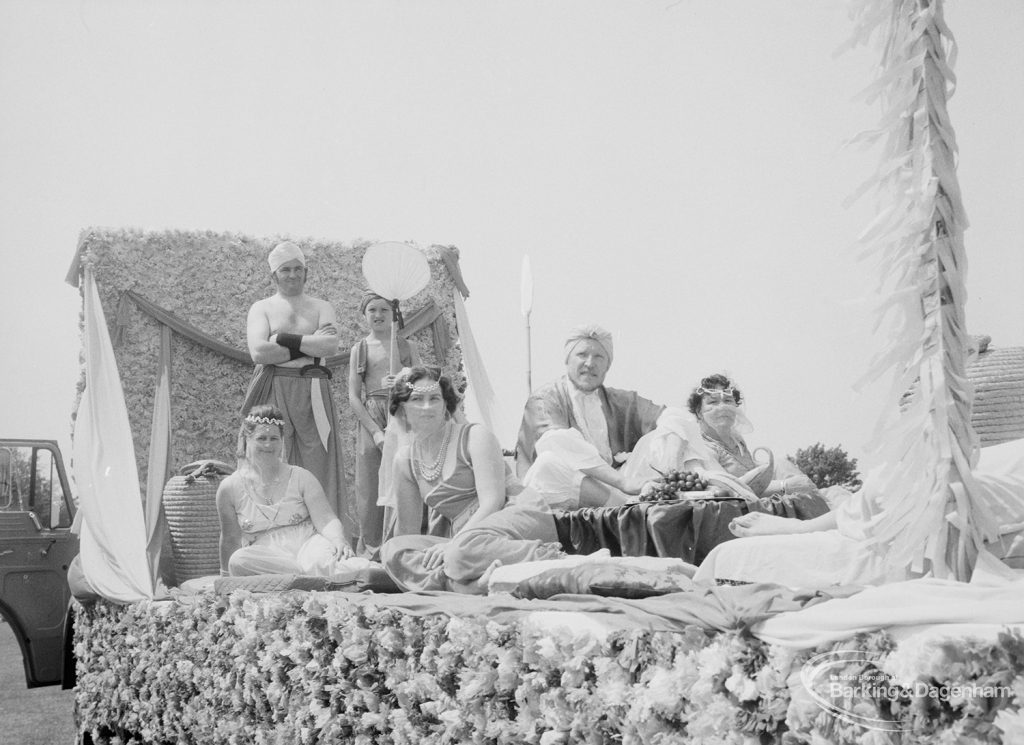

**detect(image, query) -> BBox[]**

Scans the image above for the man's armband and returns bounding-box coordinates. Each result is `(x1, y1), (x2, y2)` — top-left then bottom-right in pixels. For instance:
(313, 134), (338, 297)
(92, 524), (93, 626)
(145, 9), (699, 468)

(276, 332), (305, 360)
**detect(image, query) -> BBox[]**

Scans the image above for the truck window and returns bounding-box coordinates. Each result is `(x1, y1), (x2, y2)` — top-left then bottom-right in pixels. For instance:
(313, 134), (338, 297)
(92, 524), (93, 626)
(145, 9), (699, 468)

(0, 445), (72, 529)
(0, 447), (20, 510)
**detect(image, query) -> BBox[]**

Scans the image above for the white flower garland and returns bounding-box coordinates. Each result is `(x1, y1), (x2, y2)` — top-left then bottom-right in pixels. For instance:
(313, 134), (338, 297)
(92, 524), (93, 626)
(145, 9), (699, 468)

(74, 594), (1024, 744)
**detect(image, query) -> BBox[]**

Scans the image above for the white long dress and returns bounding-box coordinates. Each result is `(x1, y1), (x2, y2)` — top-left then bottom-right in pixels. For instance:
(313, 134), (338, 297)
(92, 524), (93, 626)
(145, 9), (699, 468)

(227, 467), (339, 576)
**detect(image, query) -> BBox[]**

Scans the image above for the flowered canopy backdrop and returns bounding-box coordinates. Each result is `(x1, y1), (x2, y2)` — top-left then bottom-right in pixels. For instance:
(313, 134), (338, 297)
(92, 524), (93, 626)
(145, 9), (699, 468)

(67, 229), (466, 492)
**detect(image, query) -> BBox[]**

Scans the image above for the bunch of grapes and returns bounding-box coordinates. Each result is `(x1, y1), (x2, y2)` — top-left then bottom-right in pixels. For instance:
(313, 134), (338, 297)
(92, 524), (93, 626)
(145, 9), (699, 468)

(639, 468), (710, 502)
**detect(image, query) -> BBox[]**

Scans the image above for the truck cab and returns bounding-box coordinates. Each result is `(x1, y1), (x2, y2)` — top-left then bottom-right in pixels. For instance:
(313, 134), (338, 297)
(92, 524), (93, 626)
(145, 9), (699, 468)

(0, 439), (78, 687)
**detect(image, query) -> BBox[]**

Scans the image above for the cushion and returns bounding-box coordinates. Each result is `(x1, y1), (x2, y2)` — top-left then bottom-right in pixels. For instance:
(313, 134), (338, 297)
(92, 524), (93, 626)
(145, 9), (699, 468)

(488, 551), (695, 594)
(212, 564), (402, 595)
(511, 562), (693, 600)
(215, 573), (335, 594)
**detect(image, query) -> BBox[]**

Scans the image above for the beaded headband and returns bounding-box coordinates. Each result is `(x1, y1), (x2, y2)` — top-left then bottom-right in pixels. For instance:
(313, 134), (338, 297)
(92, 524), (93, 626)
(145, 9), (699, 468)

(246, 414), (285, 427)
(697, 386), (737, 402)
(405, 380), (441, 395)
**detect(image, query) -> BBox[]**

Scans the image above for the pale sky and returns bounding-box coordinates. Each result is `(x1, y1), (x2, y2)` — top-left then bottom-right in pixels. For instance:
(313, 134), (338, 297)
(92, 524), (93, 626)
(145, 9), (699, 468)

(1, 1), (1021, 478)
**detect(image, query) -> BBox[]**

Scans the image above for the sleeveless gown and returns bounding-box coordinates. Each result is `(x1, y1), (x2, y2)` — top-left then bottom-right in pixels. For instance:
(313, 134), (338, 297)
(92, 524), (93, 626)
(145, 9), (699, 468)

(228, 466), (338, 576)
(382, 424), (563, 592)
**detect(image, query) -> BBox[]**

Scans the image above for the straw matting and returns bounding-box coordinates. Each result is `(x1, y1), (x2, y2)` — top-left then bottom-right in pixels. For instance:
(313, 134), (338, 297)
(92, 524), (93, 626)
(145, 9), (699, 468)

(968, 342), (1024, 447)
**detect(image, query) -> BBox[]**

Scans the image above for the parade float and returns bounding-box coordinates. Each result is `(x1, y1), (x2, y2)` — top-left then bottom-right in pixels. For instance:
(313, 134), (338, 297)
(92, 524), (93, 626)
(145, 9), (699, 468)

(66, 2), (1024, 743)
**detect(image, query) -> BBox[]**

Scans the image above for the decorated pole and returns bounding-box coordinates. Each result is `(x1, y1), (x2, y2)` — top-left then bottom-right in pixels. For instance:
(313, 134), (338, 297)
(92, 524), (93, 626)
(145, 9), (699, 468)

(520, 254), (534, 397)
(850, 0), (997, 580)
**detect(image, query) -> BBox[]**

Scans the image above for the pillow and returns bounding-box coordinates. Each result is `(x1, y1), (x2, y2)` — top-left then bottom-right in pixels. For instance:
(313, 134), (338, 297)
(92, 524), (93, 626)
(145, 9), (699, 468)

(213, 565), (402, 595)
(214, 573), (335, 594)
(488, 552), (696, 594)
(488, 550), (612, 593)
(337, 564), (402, 594)
(511, 562), (693, 600)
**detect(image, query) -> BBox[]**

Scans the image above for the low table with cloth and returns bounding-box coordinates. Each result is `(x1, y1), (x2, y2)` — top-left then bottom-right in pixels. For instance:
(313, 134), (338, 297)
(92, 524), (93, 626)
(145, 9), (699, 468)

(552, 491), (829, 564)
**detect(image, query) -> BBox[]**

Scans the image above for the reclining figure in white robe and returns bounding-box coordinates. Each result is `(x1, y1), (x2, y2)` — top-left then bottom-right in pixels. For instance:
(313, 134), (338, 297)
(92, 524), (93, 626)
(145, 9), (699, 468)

(694, 437), (1024, 588)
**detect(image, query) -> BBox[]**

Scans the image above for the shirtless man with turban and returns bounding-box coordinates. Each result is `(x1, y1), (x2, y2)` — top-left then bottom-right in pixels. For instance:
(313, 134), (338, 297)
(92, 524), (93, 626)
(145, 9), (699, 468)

(515, 324), (665, 508)
(242, 241), (354, 547)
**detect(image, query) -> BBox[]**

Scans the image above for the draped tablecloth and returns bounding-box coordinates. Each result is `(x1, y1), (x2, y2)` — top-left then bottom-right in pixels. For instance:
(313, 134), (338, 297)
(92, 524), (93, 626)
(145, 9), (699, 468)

(552, 493), (829, 565)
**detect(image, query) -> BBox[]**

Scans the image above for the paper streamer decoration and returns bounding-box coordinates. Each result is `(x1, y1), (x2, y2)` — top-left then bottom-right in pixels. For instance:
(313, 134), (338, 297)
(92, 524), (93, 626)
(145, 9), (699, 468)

(846, 0), (998, 580)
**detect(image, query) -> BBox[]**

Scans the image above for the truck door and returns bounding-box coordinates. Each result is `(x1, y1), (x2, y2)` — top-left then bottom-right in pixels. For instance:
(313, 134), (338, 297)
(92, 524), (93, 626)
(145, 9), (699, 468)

(0, 441), (79, 687)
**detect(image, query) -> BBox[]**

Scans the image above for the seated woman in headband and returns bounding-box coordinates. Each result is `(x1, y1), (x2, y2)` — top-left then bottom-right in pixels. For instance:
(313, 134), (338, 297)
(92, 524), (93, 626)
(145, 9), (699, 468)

(216, 404), (356, 577)
(619, 373), (819, 500)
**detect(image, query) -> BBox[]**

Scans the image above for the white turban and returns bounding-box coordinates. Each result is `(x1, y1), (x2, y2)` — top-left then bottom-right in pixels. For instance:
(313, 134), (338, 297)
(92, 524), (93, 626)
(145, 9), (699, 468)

(564, 324), (613, 363)
(267, 241), (306, 273)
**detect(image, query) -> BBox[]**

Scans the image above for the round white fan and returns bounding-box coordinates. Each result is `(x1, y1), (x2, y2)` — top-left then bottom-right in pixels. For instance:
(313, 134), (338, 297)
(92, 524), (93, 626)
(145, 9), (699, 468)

(361, 242), (431, 373)
(362, 242), (430, 304)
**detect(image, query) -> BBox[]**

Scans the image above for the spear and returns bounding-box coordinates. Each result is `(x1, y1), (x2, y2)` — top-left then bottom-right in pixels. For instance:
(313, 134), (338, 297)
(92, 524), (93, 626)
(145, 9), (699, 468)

(520, 254), (534, 397)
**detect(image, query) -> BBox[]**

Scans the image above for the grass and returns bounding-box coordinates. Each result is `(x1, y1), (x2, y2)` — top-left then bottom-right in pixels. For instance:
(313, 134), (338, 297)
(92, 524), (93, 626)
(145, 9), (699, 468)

(0, 619), (77, 744)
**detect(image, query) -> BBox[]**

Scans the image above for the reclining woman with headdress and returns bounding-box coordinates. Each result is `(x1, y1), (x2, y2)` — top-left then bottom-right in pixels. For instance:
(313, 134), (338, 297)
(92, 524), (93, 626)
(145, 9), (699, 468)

(216, 404), (356, 576)
(694, 434), (1024, 588)
(380, 366), (565, 593)
(619, 373), (819, 500)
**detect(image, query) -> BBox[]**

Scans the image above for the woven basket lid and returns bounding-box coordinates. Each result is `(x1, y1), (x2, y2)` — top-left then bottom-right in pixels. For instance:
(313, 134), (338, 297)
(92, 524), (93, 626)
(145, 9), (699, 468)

(967, 338), (1024, 447)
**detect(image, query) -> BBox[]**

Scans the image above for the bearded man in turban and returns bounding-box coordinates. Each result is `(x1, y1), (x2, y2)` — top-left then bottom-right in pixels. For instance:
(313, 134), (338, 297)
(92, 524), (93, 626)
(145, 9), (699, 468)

(515, 325), (665, 508)
(242, 241), (354, 547)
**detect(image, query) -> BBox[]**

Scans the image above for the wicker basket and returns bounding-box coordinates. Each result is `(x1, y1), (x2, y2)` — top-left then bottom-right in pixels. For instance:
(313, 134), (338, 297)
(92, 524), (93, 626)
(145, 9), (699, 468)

(967, 336), (1024, 447)
(163, 460), (234, 583)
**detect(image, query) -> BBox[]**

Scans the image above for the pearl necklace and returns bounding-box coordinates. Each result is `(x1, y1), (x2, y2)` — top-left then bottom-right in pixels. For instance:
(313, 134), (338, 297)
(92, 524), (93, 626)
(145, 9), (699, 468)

(413, 421), (453, 482)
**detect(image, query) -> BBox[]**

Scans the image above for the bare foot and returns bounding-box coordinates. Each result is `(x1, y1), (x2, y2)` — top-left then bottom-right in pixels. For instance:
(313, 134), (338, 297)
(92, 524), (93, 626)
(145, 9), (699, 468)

(728, 512), (801, 538)
(470, 559), (503, 592)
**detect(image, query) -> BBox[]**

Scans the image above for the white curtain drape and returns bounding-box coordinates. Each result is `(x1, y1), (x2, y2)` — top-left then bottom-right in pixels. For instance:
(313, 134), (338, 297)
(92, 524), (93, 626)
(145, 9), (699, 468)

(73, 267), (155, 602)
(144, 324), (172, 584)
(453, 290), (516, 448)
